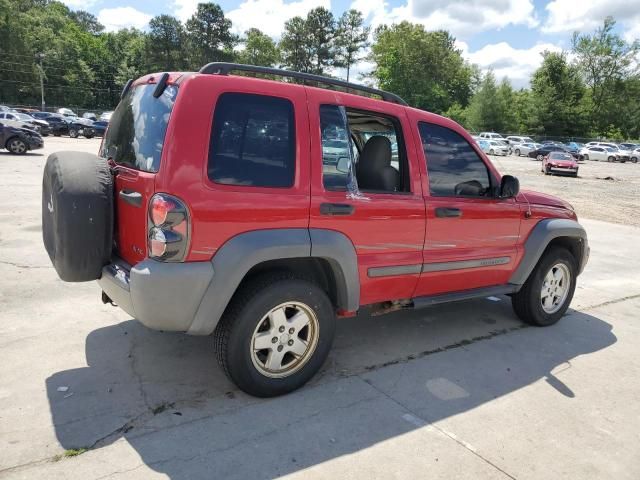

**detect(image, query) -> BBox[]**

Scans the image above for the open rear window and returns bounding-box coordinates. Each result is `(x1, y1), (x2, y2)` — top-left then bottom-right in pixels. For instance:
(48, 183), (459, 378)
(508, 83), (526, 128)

(101, 84), (177, 172)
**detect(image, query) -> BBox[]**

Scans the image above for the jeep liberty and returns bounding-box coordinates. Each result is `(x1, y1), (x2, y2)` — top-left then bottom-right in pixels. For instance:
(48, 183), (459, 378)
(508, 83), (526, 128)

(42, 64), (589, 397)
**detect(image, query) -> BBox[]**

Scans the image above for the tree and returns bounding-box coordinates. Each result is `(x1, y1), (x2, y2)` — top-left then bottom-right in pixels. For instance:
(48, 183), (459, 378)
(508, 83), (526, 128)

(305, 7), (338, 75)
(530, 51), (586, 136)
(147, 15), (186, 71)
(280, 16), (312, 72)
(370, 22), (474, 114)
(335, 9), (369, 81)
(185, 3), (236, 68)
(465, 71), (503, 132)
(69, 10), (104, 35)
(572, 17), (640, 133)
(237, 28), (279, 67)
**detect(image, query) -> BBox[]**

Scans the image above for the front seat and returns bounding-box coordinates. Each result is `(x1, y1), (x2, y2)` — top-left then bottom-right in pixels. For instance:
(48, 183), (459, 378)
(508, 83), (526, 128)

(356, 136), (399, 192)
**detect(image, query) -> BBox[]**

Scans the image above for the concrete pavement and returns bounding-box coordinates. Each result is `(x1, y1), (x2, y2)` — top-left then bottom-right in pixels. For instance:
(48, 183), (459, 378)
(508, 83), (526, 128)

(1, 138), (639, 479)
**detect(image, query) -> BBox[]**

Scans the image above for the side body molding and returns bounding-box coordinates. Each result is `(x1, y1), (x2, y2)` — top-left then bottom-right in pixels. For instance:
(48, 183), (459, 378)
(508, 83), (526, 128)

(188, 228), (361, 335)
(509, 218), (588, 286)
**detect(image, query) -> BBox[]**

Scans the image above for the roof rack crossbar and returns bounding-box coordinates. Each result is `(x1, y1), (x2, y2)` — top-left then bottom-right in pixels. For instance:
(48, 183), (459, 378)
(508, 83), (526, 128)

(198, 62), (408, 106)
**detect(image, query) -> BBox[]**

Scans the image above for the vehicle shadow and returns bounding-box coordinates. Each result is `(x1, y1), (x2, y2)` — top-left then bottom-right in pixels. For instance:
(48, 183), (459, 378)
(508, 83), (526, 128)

(0, 151), (43, 157)
(46, 299), (616, 479)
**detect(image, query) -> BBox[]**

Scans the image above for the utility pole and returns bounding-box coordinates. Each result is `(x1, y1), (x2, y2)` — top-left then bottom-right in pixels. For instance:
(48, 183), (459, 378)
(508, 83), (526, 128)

(35, 53), (45, 111)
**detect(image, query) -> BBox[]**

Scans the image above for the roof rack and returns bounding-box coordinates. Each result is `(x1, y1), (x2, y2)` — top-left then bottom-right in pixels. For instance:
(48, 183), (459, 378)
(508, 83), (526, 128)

(198, 62), (408, 106)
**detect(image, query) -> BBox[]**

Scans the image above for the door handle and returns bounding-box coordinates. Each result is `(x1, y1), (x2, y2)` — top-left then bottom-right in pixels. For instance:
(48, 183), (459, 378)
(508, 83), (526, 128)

(435, 207), (462, 218)
(320, 203), (355, 216)
(119, 189), (142, 208)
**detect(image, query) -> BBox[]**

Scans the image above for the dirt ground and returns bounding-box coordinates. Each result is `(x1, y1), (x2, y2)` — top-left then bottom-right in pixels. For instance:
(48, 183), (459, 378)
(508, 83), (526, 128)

(491, 154), (640, 227)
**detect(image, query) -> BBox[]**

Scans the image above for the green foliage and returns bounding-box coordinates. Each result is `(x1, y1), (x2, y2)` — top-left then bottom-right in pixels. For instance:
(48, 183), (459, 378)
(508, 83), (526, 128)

(147, 15), (187, 71)
(370, 22), (474, 114)
(465, 71), (513, 132)
(335, 9), (369, 82)
(185, 3), (236, 67)
(238, 29), (279, 67)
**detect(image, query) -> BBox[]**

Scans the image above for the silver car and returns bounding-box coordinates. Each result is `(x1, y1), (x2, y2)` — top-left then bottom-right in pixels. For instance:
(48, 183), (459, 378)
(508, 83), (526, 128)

(486, 140), (509, 156)
(514, 142), (541, 156)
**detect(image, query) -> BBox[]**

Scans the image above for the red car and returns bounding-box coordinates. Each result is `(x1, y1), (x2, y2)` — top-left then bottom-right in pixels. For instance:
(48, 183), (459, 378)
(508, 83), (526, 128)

(42, 64), (589, 397)
(542, 151), (579, 177)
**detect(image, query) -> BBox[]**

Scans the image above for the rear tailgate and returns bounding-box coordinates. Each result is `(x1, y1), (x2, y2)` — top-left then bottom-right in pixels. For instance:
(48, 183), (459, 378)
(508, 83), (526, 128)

(100, 81), (178, 265)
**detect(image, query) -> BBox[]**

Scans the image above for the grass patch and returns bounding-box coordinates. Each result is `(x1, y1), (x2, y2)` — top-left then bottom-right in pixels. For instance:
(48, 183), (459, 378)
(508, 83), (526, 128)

(52, 448), (88, 461)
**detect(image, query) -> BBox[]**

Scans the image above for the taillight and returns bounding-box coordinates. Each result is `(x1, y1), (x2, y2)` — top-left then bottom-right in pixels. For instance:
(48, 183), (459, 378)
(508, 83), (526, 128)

(148, 193), (190, 262)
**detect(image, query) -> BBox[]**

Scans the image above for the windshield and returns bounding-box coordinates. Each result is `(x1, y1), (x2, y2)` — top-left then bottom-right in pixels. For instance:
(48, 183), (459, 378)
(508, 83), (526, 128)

(101, 84), (177, 172)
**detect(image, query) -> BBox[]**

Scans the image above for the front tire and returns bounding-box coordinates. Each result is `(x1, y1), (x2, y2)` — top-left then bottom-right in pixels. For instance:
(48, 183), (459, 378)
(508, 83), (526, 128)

(607, 156), (615, 162)
(6, 137), (27, 154)
(583, 154), (589, 161)
(537, 154), (544, 161)
(214, 273), (336, 397)
(515, 149), (521, 156)
(511, 247), (577, 326)
(69, 128), (78, 138)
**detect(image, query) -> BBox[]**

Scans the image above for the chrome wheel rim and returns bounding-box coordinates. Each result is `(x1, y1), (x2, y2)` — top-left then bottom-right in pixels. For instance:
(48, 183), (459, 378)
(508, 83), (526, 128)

(540, 263), (571, 314)
(250, 301), (319, 379)
(9, 139), (26, 153)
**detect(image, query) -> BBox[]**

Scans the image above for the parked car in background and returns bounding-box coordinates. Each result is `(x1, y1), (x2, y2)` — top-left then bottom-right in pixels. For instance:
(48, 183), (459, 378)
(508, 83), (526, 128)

(57, 108), (77, 117)
(630, 148), (640, 163)
(529, 144), (577, 160)
(565, 142), (584, 154)
(0, 121), (44, 154)
(478, 132), (504, 140)
(506, 135), (534, 145)
(542, 152), (578, 177)
(477, 139), (491, 154)
(99, 111), (113, 122)
(497, 140), (512, 155)
(82, 112), (97, 121)
(92, 120), (108, 136)
(579, 146), (618, 162)
(486, 140), (509, 155)
(30, 112), (69, 136)
(30, 112), (95, 138)
(65, 116), (96, 138)
(513, 142), (540, 156)
(613, 145), (632, 162)
(618, 143), (638, 151)
(0, 105), (11, 112)
(0, 111), (50, 135)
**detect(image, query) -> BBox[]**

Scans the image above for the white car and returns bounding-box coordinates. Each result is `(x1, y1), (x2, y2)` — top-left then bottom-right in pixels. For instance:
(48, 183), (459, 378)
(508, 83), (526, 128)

(631, 148), (640, 163)
(478, 132), (504, 140)
(513, 142), (541, 156)
(57, 107), (77, 117)
(579, 146), (618, 162)
(506, 135), (534, 145)
(485, 140), (509, 156)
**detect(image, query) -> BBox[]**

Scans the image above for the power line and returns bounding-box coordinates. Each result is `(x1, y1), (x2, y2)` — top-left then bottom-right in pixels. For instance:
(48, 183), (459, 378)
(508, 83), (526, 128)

(1, 79), (117, 93)
(2, 52), (122, 71)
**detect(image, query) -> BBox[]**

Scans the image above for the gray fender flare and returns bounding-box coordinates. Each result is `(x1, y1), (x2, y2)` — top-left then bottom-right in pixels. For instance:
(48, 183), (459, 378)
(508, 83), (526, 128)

(188, 228), (360, 335)
(509, 218), (589, 286)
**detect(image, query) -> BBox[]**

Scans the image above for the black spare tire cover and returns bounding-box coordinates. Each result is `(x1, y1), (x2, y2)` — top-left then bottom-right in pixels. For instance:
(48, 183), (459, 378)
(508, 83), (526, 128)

(42, 151), (113, 282)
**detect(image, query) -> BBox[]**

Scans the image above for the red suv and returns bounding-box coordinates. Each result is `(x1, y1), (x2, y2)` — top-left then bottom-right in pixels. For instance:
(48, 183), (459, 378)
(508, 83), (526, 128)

(42, 64), (589, 397)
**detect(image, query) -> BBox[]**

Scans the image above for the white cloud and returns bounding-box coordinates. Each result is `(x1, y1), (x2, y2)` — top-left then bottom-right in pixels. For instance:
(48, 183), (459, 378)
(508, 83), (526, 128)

(173, 0), (200, 23)
(226, 0), (331, 38)
(352, 0), (538, 39)
(542, 0), (640, 39)
(97, 7), (153, 32)
(463, 41), (563, 88)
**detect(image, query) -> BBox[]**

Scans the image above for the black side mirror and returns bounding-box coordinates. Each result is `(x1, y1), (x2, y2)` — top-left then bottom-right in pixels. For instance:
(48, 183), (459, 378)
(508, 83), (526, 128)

(499, 175), (519, 198)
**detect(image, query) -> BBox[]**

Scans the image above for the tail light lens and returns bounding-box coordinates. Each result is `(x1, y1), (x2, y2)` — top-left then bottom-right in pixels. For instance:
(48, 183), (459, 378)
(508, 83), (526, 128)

(148, 193), (190, 262)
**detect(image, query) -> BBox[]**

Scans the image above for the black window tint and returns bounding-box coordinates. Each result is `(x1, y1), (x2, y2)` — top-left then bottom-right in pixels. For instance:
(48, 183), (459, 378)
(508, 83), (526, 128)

(208, 93), (295, 188)
(419, 122), (492, 197)
(101, 84), (177, 172)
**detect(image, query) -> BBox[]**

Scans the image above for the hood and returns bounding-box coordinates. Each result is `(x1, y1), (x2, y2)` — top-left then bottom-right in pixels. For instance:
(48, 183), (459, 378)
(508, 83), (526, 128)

(516, 189), (574, 210)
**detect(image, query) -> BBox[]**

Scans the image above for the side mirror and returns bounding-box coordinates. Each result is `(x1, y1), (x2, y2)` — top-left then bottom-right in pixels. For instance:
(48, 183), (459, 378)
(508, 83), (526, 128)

(336, 157), (351, 174)
(499, 175), (519, 199)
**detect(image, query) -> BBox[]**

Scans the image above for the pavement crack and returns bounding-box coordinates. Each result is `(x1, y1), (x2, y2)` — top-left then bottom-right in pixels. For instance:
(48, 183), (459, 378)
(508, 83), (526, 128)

(581, 293), (640, 311)
(0, 260), (51, 269)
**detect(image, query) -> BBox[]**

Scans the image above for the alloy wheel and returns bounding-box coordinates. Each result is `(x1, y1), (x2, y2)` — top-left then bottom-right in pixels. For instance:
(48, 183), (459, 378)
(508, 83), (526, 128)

(540, 263), (571, 314)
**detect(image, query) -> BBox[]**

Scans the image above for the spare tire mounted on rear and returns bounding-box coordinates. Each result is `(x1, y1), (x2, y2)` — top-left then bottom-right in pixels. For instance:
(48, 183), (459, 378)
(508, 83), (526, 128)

(42, 151), (113, 282)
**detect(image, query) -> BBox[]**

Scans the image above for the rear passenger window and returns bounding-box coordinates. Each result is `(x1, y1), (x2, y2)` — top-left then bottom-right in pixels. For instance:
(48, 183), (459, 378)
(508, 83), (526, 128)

(208, 93), (295, 188)
(419, 122), (493, 197)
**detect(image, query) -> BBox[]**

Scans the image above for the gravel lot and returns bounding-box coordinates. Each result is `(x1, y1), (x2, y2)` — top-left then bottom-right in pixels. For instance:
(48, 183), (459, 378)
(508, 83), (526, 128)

(492, 154), (640, 227)
(1, 137), (640, 479)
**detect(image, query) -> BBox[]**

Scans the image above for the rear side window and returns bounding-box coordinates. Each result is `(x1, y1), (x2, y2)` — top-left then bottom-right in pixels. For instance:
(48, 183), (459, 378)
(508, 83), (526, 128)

(208, 93), (295, 188)
(419, 122), (493, 197)
(101, 84), (177, 172)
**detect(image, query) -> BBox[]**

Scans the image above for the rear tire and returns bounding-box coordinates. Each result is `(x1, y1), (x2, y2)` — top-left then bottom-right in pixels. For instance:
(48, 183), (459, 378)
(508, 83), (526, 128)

(69, 128), (78, 138)
(511, 247), (577, 326)
(537, 154), (544, 161)
(515, 149), (521, 156)
(583, 154), (589, 161)
(607, 156), (615, 162)
(214, 273), (336, 397)
(631, 157), (637, 163)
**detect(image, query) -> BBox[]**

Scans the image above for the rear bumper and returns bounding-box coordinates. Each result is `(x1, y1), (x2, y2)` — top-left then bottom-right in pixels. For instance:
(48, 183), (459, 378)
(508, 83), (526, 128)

(98, 258), (214, 333)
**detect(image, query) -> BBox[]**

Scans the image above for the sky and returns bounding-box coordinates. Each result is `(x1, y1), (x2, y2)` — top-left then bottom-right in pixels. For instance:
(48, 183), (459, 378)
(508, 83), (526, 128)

(61, 0), (640, 88)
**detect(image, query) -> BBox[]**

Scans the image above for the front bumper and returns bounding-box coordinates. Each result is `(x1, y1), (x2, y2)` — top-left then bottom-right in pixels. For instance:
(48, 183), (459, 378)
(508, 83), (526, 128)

(98, 257), (214, 333)
(26, 135), (44, 150)
(549, 166), (578, 174)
